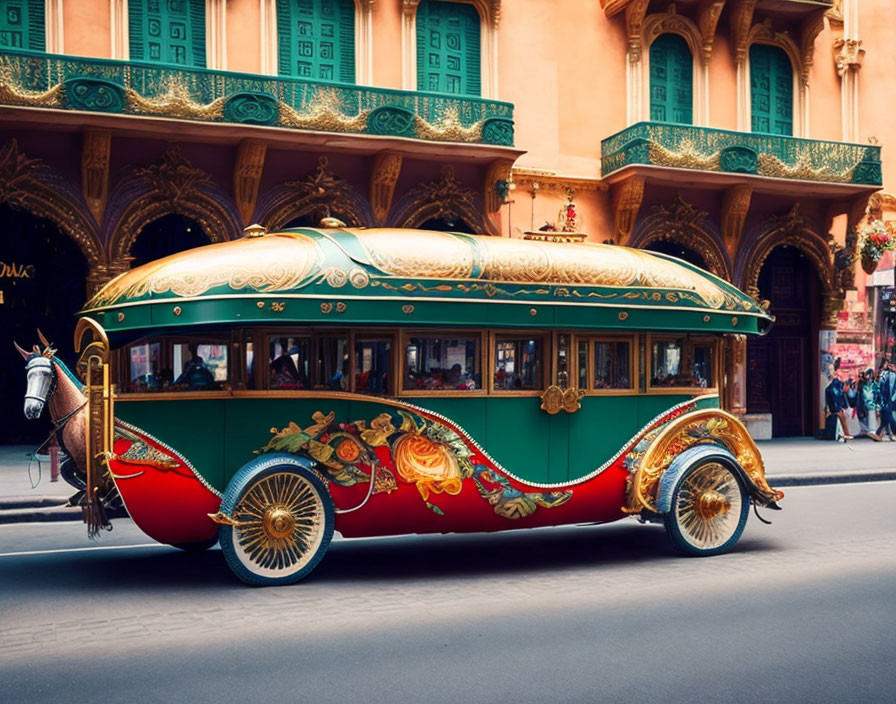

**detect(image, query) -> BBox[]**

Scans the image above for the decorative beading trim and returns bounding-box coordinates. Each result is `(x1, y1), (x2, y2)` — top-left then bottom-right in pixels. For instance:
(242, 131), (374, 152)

(113, 419), (223, 498)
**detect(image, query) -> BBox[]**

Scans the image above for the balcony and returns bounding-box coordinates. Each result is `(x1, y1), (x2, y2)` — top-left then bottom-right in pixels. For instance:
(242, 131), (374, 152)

(0, 49), (514, 148)
(601, 122), (882, 195)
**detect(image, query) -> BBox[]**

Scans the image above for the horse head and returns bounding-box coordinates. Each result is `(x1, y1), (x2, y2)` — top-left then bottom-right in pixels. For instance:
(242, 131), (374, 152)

(16, 334), (58, 420)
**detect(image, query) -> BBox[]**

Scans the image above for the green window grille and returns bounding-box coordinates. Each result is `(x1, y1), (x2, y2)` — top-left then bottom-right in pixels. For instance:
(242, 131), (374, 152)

(129, 0), (206, 68)
(416, 0), (481, 96)
(649, 34), (693, 124)
(277, 0), (355, 83)
(0, 0), (45, 51)
(750, 43), (793, 136)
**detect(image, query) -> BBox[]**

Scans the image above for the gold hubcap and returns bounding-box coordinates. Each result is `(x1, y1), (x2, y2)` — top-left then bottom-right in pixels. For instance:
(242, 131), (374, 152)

(233, 472), (325, 573)
(696, 490), (731, 520)
(675, 462), (742, 550)
(263, 507), (296, 540)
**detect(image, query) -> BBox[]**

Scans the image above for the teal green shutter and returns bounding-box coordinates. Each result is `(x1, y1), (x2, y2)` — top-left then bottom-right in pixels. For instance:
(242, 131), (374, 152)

(129, 0), (206, 68)
(750, 44), (792, 135)
(416, 0), (481, 96)
(277, 0), (355, 83)
(0, 0), (45, 51)
(649, 34), (692, 124)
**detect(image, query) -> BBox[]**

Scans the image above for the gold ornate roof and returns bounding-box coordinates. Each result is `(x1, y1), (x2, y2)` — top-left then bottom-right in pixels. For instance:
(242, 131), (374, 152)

(85, 227), (758, 316)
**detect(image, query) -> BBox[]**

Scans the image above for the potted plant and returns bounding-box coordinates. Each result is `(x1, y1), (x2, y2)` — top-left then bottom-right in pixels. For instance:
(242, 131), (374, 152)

(859, 219), (895, 274)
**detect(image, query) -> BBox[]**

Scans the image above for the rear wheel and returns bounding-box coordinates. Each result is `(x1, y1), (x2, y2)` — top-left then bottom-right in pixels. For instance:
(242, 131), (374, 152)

(219, 460), (334, 586)
(664, 461), (749, 557)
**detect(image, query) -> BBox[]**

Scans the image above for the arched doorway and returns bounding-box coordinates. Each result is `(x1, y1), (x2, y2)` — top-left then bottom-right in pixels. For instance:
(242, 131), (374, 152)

(129, 214), (210, 268)
(0, 205), (89, 444)
(643, 239), (709, 271)
(746, 246), (821, 437)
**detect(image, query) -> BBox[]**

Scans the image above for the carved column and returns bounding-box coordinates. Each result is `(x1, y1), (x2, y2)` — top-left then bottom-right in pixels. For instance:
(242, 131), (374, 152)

(721, 185), (751, 261)
(612, 176), (645, 246)
(233, 141), (267, 226)
(730, 0), (756, 131)
(821, 292), (845, 330)
(370, 151), (403, 225)
(830, 0), (864, 142)
(81, 131), (111, 225)
(724, 333), (747, 416)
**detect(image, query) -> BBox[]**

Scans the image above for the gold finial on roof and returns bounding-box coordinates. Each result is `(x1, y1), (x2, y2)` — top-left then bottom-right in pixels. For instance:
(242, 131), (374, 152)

(243, 223), (267, 238)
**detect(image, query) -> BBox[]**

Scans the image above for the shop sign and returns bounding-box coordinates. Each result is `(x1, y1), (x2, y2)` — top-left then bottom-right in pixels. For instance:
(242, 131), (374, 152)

(0, 262), (35, 279)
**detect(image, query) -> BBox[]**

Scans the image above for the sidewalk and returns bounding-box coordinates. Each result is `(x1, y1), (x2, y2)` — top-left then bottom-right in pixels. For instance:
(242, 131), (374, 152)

(1, 437), (894, 524)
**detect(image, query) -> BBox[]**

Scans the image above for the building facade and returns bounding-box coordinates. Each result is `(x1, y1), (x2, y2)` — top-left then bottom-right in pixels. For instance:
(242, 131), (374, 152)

(0, 0), (891, 443)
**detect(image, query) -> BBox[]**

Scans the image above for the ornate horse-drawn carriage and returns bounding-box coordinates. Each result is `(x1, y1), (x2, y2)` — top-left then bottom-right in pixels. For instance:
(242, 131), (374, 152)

(21, 226), (782, 585)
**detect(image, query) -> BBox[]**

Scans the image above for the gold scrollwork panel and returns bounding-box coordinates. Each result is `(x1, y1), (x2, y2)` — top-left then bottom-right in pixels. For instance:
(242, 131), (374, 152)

(625, 409), (784, 514)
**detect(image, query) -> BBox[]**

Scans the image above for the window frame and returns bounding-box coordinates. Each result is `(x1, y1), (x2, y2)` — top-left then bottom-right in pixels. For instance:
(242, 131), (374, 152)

(645, 333), (720, 394)
(488, 331), (550, 396)
(398, 329), (486, 397)
(574, 334), (639, 397)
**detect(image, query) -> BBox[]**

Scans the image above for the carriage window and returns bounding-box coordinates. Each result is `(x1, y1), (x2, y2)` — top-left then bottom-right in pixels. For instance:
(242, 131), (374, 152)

(128, 342), (161, 392)
(269, 336), (310, 389)
(593, 340), (632, 390)
(314, 336), (349, 390)
(650, 337), (715, 389)
(171, 342), (228, 391)
(577, 340), (588, 390)
(355, 338), (392, 394)
(404, 335), (480, 391)
(692, 343), (714, 388)
(494, 337), (543, 391)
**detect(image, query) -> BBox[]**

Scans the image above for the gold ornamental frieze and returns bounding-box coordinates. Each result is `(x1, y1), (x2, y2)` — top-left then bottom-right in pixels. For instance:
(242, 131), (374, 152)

(358, 229), (476, 279)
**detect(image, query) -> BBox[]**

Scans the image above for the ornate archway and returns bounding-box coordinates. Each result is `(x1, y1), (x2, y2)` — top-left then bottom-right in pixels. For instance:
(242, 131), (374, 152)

(0, 140), (105, 283)
(257, 157), (373, 230)
(106, 146), (241, 264)
(631, 194), (730, 280)
(739, 204), (836, 311)
(389, 166), (492, 235)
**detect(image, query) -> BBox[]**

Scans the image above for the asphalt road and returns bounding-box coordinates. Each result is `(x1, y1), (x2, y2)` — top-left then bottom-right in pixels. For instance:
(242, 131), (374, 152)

(0, 482), (894, 704)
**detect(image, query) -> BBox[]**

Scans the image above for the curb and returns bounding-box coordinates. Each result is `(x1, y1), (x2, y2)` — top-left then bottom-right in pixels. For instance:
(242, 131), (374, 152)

(0, 505), (82, 524)
(768, 470), (896, 487)
(0, 496), (71, 510)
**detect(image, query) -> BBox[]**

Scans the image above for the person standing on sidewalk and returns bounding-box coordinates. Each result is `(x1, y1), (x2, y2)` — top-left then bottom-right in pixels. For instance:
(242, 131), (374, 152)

(857, 369), (880, 440)
(875, 361), (896, 441)
(825, 364), (853, 441)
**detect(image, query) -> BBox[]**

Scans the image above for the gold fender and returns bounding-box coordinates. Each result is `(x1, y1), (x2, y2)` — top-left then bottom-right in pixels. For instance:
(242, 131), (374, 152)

(624, 409), (784, 514)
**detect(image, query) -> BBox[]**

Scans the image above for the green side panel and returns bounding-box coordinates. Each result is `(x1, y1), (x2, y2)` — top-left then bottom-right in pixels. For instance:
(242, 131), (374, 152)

(115, 399), (227, 491)
(416, 0), (480, 96)
(129, 0), (206, 68)
(649, 34), (692, 125)
(750, 43), (792, 136)
(0, 0), (44, 51)
(547, 413), (570, 483)
(568, 396), (640, 480)
(277, 0), (355, 82)
(484, 397), (551, 483)
(114, 393), (721, 492)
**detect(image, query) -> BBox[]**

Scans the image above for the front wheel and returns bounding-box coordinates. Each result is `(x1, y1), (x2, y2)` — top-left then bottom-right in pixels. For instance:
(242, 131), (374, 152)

(663, 461), (749, 557)
(218, 459), (334, 586)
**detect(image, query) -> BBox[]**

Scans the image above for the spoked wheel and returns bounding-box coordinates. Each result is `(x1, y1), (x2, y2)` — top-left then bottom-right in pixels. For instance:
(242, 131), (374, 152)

(664, 461), (749, 557)
(218, 459), (334, 586)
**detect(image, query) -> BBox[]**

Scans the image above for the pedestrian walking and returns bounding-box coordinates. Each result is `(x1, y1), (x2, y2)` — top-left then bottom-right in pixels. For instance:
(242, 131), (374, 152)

(875, 361), (896, 441)
(824, 363), (852, 441)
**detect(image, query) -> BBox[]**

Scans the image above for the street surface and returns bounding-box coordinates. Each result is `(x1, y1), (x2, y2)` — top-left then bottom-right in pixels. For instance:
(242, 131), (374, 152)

(0, 482), (894, 704)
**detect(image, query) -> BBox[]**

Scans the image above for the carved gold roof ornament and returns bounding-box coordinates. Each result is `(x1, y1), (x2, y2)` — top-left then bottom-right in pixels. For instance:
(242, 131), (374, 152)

(134, 145), (213, 210)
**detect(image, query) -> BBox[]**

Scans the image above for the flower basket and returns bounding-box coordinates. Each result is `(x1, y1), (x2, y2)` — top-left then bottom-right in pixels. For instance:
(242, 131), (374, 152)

(858, 219), (895, 275)
(861, 250), (880, 275)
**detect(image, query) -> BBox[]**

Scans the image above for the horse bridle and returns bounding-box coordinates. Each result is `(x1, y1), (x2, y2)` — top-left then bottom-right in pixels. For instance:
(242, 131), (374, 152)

(24, 355), (57, 408)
